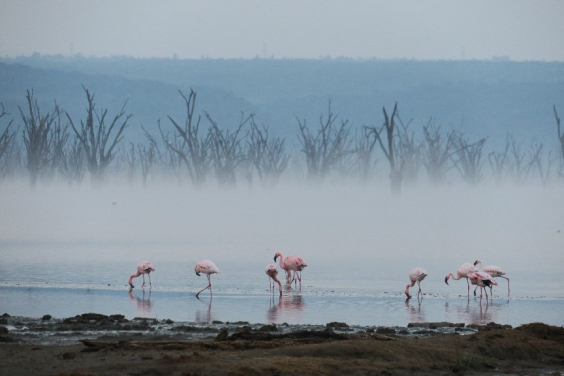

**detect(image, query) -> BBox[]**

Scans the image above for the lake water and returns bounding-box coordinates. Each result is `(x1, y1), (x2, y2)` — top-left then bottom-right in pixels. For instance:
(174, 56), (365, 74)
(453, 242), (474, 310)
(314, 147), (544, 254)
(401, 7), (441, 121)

(0, 182), (563, 327)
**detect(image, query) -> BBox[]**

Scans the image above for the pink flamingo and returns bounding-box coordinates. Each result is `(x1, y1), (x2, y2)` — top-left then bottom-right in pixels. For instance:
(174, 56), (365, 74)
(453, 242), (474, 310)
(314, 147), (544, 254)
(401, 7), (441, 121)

(265, 264), (282, 296)
(128, 261), (155, 289)
(405, 267), (427, 299)
(195, 260), (220, 299)
(273, 252), (307, 285)
(474, 259), (510, 296)
(444, 263), (478, 295)
(468, 271), (498, 300)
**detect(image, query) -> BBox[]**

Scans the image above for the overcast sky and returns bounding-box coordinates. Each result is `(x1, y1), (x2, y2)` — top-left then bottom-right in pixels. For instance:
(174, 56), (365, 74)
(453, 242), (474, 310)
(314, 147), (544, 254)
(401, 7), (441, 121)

(1, 0), (563, 61)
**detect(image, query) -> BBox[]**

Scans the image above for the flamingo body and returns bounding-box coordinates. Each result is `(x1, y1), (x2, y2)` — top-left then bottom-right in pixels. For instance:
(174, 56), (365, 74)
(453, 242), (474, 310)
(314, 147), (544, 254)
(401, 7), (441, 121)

(274, 252), (307, 285)
(265, 263), (282, 296)
(128, 261), (155, 289)
(469, 271), (498, 299)
(474, 259), (510, 296)
(195, 260), (219, 299)
(405, 267), (427, 299)
(444, 263), (477, 295)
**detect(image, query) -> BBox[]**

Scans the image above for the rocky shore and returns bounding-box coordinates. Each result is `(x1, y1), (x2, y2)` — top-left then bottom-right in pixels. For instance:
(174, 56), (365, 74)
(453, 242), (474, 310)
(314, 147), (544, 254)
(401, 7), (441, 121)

(1, 312), (563, 375)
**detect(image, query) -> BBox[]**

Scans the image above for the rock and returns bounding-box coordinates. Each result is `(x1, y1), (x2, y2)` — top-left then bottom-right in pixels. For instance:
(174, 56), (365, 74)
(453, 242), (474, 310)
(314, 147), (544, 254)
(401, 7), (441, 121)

(0, 326), (8, 334)
(326, 321), (349, 329)
(62, 352), (76, 360)
(41, 314), (52, 321)
(407, 322), (464, 329)
(215, 328), (229, 341)
(376, 327), (396, 335)
(2, 313), (10, 317)
(259, 324), (277, 332)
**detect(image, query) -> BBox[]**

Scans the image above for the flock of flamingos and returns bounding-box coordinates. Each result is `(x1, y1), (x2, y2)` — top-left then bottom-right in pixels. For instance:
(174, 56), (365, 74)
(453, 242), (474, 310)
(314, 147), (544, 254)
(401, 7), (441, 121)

(128, 252), (510, 300)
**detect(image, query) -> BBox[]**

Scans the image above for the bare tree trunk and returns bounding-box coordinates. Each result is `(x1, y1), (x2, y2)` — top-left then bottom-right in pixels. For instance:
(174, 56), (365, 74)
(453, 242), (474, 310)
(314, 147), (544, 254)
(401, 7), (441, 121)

(20, 90), (59, 189)
(419, 119), (457, 185)
(452, 137), (487, 185)
(161, 90), (210, 186)
(0, 104), (17, 178)
(67, 87), (130, 187)
(296, 101), (353, 182)
(366, 103), (403, 195)
(247, 116), (289, 187)
(206, 111), (249, 187)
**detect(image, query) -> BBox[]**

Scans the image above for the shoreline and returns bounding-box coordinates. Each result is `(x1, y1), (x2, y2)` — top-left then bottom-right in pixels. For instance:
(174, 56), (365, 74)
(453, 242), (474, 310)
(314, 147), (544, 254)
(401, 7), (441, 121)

(1, 312), (564, 375)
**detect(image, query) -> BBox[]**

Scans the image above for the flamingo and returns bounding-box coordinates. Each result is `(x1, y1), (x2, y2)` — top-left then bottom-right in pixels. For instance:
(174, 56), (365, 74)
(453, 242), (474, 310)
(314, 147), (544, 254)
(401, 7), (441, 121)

(444, 263), (478, 295)
(405, 267), (427, 299)
(128, 261), (155, 289)
(273, 252), (307, 285)
(265, 264), (282, 296)
(474, 259), (510, 296)
(195, 260), (220, 299)
(468, 271), (498, 300)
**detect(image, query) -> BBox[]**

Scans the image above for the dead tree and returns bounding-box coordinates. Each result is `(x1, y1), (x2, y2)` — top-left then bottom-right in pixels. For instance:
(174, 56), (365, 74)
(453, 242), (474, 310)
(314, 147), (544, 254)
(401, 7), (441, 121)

(507, 135), (530, 184)
(246, 116), (289, 186)
(67, 87), (131, 186)
(296, 102), (353, 182)
(161, 90), (210, 185)
(451, 136), (487, 185)
(488, 135), (511, 185)
(419, 119), (458, 185)
(138, 129), (161, 187)
(0, 103), (17, 177)
(206, 111), (250, 186)
(354, 127), (379, 183)
(365, 103), (403, 194)
(555, 106), (563, 161)
(396, 115), (420, 186)
(59, 135), (86, 185)
(20, 90), (60, 188)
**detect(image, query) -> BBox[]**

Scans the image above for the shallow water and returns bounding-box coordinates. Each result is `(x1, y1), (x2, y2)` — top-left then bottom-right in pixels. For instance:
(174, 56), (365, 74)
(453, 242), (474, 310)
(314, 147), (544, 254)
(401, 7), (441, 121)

(1, 241), (563, 327)
(1, 183), (563, 327)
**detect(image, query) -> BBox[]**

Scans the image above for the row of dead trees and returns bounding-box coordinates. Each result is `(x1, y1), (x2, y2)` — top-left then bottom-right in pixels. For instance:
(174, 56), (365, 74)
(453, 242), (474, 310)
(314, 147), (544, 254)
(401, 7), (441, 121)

(1, 88), (563, 193)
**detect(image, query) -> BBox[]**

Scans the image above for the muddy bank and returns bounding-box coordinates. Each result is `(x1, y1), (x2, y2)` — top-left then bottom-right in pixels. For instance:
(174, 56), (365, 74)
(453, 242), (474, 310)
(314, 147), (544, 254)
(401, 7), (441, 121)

(1, 313), (563, 375)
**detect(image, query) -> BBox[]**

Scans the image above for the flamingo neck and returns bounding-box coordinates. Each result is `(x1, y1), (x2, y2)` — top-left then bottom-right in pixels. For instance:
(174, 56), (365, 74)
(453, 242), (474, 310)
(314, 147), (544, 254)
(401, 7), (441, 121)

(128, 271), (140, 284)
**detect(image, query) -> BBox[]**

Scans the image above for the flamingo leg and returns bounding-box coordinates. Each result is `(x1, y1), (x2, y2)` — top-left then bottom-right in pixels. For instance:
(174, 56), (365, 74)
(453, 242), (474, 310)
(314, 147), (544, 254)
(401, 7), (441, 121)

(417, 280), (422, 296)
(142, 274), (146, 288)
(148, 273), (152, 288)
(501, 276), (510, 295)
(196, 275), (212, 299)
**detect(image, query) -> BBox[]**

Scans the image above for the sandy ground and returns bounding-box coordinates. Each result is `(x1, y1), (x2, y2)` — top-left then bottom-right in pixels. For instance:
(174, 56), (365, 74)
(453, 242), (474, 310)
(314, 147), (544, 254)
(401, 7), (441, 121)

(1, 314), (564, 376)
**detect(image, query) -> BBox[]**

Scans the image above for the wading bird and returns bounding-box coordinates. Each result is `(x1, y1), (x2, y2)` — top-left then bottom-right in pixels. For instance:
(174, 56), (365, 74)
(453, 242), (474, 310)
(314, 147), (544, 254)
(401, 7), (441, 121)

(469, 271), (498, 300)
(405, 267), (428, 299)
(265, 264), (282, 296)
(128, 261), (155, 289)
(444, 263), (478, 295)
(273, 252), (307, 285)
(195, 260), (220, 299)
(474, 259), (510, 296)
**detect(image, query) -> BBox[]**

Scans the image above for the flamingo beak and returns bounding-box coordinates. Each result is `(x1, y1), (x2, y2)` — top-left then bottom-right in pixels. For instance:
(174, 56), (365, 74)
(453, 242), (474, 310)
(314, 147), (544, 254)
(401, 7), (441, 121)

(444, 277), (449, 285)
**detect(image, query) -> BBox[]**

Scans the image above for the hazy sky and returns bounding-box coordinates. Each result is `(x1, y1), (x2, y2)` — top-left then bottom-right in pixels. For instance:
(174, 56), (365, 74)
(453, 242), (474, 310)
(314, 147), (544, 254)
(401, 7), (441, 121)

(1, 0), (563, 61)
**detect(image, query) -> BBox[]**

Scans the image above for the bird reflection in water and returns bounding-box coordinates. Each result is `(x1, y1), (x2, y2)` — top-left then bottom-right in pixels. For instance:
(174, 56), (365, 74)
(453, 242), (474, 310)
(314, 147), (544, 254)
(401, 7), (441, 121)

(195, 297), (213, 323)
(128, 288), (152, 316)
(444, 297), (509, 326)
(405, 295), (425, 323)
(267, 291), (305, 323)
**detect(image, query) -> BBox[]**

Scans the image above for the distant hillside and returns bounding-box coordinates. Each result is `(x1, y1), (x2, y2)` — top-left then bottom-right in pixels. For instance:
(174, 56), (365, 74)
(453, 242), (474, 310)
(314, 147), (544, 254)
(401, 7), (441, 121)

(1, 56), (563, 149)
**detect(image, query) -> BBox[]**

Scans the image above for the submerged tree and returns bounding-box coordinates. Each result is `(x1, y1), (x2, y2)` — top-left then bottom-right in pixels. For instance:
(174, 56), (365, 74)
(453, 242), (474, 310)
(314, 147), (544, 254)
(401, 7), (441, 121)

(452, 136), (487, 185)
(419, 119), (458, 185)
(67, 87), (131, 187)
(365, 103), (404, 194)
(297, 102), (353, 182)
(161, 90), (210, 185)
(206, 111), (250, 186)
(0, 103), (17, 177)
(20, 90), (61, 188)
(246, 116), (289, 186)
